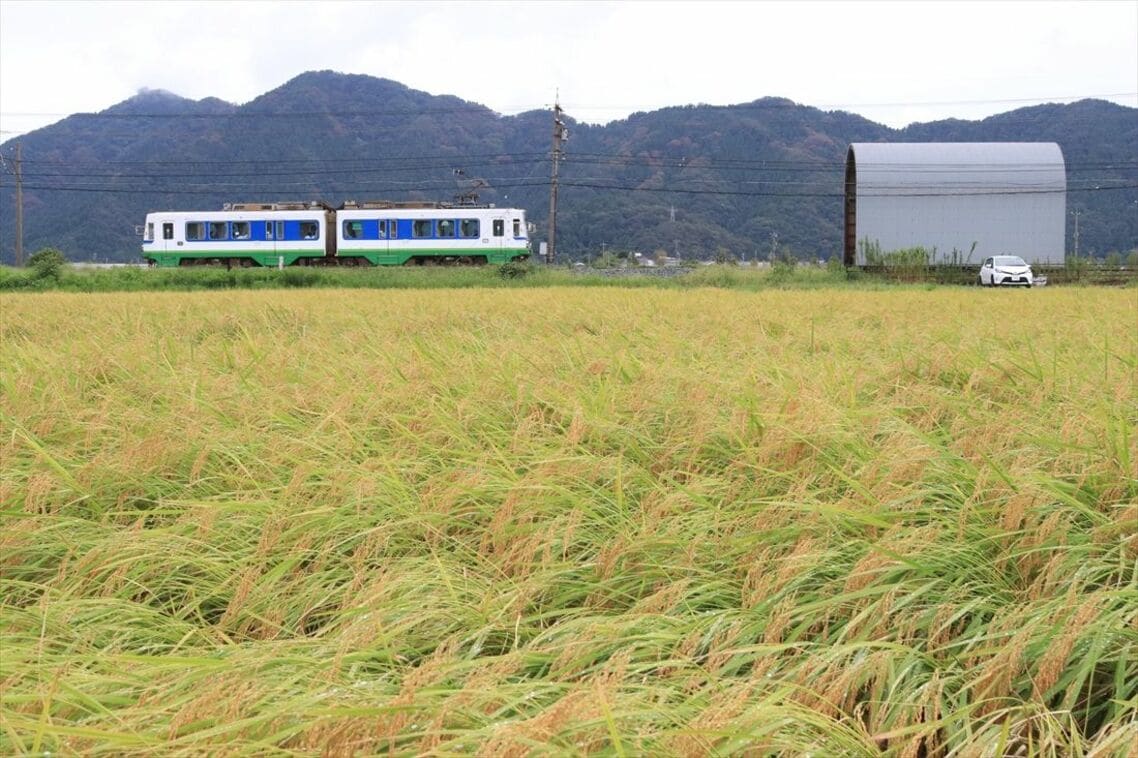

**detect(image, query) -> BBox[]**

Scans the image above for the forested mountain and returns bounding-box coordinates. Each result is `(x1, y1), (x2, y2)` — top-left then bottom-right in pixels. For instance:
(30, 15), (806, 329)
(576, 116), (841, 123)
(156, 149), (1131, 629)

(1, 71), (1134, 263)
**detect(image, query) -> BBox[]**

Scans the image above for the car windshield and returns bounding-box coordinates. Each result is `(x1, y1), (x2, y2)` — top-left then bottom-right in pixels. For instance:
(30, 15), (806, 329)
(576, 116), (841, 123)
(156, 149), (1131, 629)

(994, 256), (1027, 267)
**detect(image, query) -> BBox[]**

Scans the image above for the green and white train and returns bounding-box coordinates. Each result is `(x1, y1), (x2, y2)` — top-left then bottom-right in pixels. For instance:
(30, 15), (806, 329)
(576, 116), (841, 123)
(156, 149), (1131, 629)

(141, 201), (531, 267)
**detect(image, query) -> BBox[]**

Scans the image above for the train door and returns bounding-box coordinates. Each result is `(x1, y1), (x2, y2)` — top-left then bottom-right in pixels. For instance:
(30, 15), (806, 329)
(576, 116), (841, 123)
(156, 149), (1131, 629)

(492, 215), (507, 254)
(150, 219), (175, 253)
(264, 219), (286, 267)
(266, 221), (276, 257)
(380, 218), (391, 259)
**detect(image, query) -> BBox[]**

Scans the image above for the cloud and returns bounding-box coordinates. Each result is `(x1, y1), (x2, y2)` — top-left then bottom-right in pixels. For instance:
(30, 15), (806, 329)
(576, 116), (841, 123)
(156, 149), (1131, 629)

(1, 0), (1134, 139)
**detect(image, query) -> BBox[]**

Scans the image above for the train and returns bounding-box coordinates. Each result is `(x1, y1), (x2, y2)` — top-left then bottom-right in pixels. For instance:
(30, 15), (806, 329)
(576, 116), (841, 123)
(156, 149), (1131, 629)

(141, 201), (531, 267)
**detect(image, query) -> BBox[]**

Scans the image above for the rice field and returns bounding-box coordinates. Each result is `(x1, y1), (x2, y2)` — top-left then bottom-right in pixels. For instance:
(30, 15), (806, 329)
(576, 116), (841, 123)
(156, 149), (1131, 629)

(2, 286), (1136, 756)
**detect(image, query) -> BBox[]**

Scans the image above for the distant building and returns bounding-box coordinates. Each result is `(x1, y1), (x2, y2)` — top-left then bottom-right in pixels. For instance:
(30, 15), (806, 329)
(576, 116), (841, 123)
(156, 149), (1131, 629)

(844, 143), (1066, 265)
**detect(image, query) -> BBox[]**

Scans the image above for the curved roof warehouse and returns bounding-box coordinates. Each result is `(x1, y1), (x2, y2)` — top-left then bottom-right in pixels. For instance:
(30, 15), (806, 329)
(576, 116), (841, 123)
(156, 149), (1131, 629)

(843, 142), (1066, 266)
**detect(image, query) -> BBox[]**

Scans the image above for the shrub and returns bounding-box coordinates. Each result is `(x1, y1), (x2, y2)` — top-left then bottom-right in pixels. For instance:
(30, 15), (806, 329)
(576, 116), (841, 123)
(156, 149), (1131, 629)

(27, 247), (67, 281)
(498, 261), (532, 279)
(769, 260), (796, 284)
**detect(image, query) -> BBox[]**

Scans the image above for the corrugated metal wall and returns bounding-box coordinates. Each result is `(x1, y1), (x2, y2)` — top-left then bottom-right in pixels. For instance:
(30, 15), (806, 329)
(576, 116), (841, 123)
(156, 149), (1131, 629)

(845, 143), (1066, 265)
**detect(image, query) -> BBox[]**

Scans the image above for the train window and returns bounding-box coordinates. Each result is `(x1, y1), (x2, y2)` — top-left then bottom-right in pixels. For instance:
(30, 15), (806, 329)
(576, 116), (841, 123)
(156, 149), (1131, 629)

(163, 223), (174, 240)
(437, 219), (455, 238)
(493, 220), (504, 237)
(300, 221), (319, 240)
(412, 219), (432, 238)
(186, 222), (205, 241)
(145, 223), (154, 241)
(343, 220), (363, 240)
(377, 220), (388, 239)
(275, 221), (284, 240)
(232, 221), (250, 240)
(513, 219), (521, 237)
(209, 222), (228, 240)
(459, 219), (479, 238)
(264, 222), (274, 240)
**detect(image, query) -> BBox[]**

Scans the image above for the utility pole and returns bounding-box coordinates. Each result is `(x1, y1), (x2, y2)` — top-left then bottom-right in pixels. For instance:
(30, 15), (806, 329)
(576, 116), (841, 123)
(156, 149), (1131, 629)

(14, 142), (24, 267)
(547, 99), (566, 265)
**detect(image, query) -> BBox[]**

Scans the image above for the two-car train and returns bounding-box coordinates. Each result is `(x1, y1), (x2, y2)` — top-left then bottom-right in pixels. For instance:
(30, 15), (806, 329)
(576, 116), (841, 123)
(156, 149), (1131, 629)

(141, 201), (531, 267)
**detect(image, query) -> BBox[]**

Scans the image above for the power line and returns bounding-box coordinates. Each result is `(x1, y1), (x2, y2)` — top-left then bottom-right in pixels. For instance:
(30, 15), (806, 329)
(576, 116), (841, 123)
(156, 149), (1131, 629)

(11, 151), (549, 167)
(12, 163), (550, 180)
(556, 181), (1137, 198)
(0, 179), (555, 196)
(5, 179), (1133, 199)
(8, 176), (1119, 193)
(3, 143), (1132, 200)
(8, 152), (1133, 178)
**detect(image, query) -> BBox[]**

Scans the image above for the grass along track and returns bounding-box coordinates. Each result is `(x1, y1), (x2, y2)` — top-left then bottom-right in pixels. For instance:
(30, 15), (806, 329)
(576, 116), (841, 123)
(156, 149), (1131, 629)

(1, 287), (1136, 755)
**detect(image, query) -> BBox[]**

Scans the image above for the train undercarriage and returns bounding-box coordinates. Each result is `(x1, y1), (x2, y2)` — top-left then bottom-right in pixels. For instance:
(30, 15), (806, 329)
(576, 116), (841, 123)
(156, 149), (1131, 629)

(166, 253), (529, 268)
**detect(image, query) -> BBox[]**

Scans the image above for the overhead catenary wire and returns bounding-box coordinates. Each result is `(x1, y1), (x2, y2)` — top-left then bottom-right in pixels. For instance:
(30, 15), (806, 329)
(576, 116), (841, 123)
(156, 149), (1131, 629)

(6, 158), (1134, 180)
(10, 151), (551, 167)
(6, 142), (1136, 169)
(1, 137), (1133, 202)
(4, 179), (1134, 199)
(3, 153), (1129, 195)
(5, 148), (1134, 176)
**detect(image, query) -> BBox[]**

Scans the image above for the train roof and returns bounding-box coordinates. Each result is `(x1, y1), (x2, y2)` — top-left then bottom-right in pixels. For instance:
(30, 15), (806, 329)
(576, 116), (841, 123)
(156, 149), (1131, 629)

(220, 200), (501, 212)
(340, 200), (498, 210)
(223, 201), (332, 211)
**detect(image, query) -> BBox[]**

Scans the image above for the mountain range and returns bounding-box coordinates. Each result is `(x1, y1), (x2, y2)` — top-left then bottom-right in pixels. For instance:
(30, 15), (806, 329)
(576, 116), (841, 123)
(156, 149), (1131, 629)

(1, 70), (1135, 264)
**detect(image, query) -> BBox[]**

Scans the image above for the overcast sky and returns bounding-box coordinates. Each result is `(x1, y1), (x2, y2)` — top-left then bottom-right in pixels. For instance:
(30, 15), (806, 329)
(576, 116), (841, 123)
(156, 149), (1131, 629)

(1, 0), (1135, 140)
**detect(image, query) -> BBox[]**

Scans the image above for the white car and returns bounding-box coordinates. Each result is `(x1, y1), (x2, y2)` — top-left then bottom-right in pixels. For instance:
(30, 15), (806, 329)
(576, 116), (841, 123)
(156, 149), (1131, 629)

(979, 255), (1034, 287)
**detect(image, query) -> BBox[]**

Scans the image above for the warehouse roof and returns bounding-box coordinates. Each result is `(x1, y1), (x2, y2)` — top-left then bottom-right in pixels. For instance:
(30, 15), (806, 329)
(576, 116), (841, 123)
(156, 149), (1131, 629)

(847, 142), (1066, 197)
